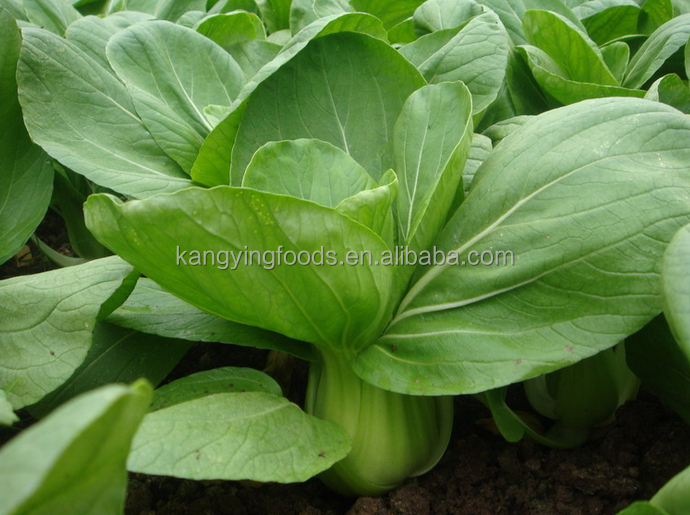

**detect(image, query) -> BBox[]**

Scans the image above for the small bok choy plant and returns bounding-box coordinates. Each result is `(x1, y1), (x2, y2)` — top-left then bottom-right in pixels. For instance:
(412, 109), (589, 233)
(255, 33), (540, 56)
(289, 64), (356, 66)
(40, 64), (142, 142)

(6, 0), (690, 499)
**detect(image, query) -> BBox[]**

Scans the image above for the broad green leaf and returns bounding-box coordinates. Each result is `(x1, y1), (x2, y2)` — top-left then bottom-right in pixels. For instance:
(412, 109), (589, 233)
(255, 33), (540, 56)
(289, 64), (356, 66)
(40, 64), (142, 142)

(481, 115), (533, 145)
(85, 187), (395, 353)
(652, 461), (690, 515)
(0, 0), (26, 20)
(576, 0), (641, 45)
(475, 0), (528, 44)
(687, 35), (690, 74)
(503, 47), (550, 115)
(475, 0), (585, 45)
(354, 98), (690, 395)
(17, 28), (190, 198)
(639, 0), (674, 34)
(128, 390), (350, 482)
(518, 44), (645, 104)
(413, 0), (486, 33)
(28, 321), (191, 419)
(0, 389), (17, 426)
(289, 0), (352, 34)
(616, 503), (670, 515)
(191, 12), (390, 187)
(387, 17), (417, 43)
(624, 14), (690, 88)
(0, 381), (151, 515)
(106, 0), (206, 20)
(243, 139), (377, 206)
(602, 41), (631, 82)
(0, 257), (137, 408)
(65, 11), (155, 71)
(106, 21), (244, 175)
(224, 40), (281, 80)
(349, 0), (425, 29)
(462, 133), (493, 196)
(393, 82), (473, 255)
(0, 11), (52, 266)
(335, 168), (398, 248)
(645, 73), (690, 113)
(151, 367), (282, 410)
(23, 0), (82, 35)
(107, 278), (314, 360)
(675, 0), (690, 14)
(230, 32), (424, 183)
(626, 316), (690, 425)
(256, 0), (291, 32)
(195, 11), (266, 48)
(523, 10), (618, 85)
(208, 0), (261, 14)
(176, 10), (207, 27)
(399, 11), (510, 114)
(662, 223), (690, 355)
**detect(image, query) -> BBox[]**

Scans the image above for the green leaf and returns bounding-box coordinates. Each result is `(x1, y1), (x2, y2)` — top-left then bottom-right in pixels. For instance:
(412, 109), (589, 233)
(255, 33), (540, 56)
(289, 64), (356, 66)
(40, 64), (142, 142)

(518, 44), (645, 104)
(523, 10), (618, 85)
(335, 168), (398, 248)
(242, 139), (377, 206)
(150, 367), (282, 410)
(399, 11), (510, 114)
(289, 0), (352, 34)
(349, 0), (425, 29)
(65, 11), (155, 72)
(84, 187), (395, 354)
(128, 390), (351, 482)
(662, 223), (690, 356)
(0, 381), (151, 515)
(107, 278), (314, 360)
(106, 0), (206, 20)
(191, 12), (390, 187)
(176, 10), (207, 27)
(393, 82), (473, 255)
(616, 502), (670, 515)
(639, 0), (674, 34)
(645, 73), (690, 113)
(482, 115), (534, 145)
(651, 461), (690, 515)
(0, 0), (27, 20)
(601, 41), (631, 83)
(0, 11), (52, 265)
(413, 0), (486, 33)
(17, 27), (190, 198)
(28, 321), (191, 419)
(626, 316), (690, 425)
(576, 1), (641, 46)
(624, 13), (690, 88)
(0, 257), (136, 408)
(23, 0), (82, 35)
(195, 11), (266, 48)
(256, 0), (291, 32)
(0, 389), (17, 426)
(462, 133), (493, 196)
(354, 98), (690, 395)
(223, 40), (281, 80)
(477, 387), (590, 448)
(230, 32), (424, 184)
(475, 0), (528, 44)
(106, 21), (245, 175)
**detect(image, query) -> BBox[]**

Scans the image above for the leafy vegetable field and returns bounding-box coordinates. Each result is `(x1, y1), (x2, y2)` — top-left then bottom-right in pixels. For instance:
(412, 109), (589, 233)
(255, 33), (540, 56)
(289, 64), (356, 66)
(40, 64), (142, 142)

(3, 0), (690, 513)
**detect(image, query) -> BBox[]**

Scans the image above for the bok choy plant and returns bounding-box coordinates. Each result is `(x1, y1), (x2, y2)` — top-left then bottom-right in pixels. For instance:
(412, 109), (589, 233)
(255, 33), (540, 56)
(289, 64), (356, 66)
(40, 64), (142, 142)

(3, 0), (690, 505)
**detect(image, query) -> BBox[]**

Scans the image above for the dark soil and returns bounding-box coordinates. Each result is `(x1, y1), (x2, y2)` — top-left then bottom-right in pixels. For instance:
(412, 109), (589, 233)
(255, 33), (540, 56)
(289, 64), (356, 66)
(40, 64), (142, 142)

(124, 343), (690, 515)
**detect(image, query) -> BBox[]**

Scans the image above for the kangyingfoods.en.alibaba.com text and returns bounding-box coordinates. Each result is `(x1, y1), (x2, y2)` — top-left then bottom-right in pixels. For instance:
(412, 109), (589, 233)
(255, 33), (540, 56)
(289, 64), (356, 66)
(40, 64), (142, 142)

(174, 246), (515, 271)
